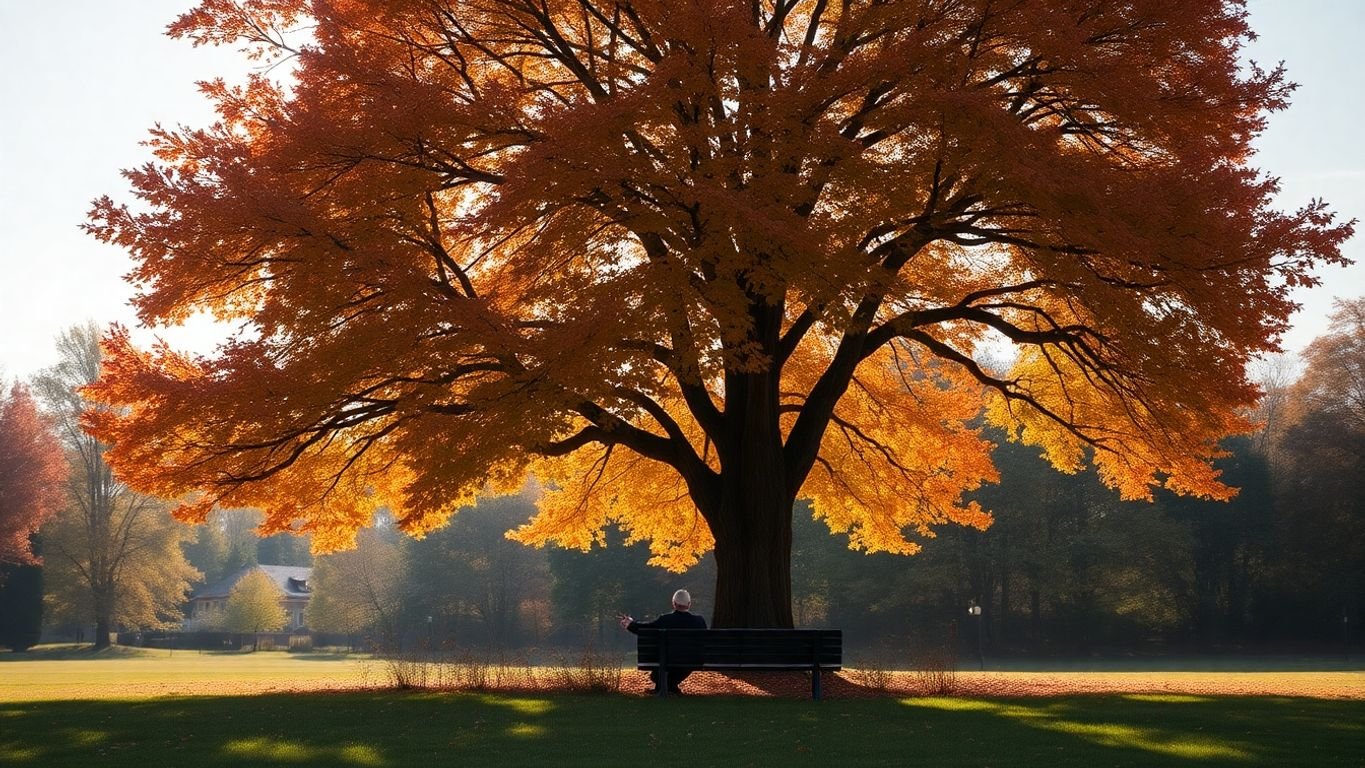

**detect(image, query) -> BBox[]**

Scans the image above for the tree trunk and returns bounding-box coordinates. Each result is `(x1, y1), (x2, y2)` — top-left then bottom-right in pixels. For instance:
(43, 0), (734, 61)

(708, 362), (795, 628)
(711, 495), (794, 628)
(94, 615), (112, 650)
(93, 583), (115, 650)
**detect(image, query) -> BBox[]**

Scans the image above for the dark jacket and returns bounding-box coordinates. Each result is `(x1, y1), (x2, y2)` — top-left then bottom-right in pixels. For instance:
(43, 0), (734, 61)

(627, 609), (707, 633)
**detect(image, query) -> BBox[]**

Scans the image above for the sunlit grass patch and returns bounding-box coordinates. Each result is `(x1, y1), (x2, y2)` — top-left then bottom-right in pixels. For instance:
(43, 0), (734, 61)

(337, 744), (387, 766)
(59, 730), (108, 746)
(223, 737), (388, 765)
(900, 696), (995, 711)
(0, 745), (45, 763)
(993, 704), (1252, 761)
(476, 693), (555, 715)
(1029, 719), (1250, 760)
(0, 649), (375, 702)
(904, 695), (1253, 761)
(505, 722), (547, 738)
(1124, 694), (1216, 704)
(223, 737), (313, 761)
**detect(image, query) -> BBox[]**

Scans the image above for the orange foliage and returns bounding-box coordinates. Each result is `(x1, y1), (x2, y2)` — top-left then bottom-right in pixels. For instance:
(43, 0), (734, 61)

(85, 1), (1351, 617)
(0, 384), (66, 566)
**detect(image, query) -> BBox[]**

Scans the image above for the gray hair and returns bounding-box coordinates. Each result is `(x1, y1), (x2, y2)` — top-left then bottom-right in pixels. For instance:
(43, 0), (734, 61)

(672, 589), (692, 608)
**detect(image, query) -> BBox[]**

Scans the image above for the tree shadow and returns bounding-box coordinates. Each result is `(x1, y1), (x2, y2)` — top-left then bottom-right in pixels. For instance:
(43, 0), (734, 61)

(0, 644), (149, 662)
(1, 691), (1362, 767)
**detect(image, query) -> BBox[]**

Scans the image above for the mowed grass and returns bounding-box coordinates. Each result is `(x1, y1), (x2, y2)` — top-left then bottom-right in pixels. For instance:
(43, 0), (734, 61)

(0, 646), (374, 701)
(2, 690), (1362, 767)
(2, 649), (1363, 766)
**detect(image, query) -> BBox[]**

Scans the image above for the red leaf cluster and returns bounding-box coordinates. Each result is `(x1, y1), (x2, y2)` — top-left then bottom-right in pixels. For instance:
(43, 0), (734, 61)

(0, 384), (66, 566)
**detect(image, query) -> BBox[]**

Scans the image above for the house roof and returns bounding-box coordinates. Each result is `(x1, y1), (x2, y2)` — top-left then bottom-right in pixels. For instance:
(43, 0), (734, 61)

(191, 564), (313, 601)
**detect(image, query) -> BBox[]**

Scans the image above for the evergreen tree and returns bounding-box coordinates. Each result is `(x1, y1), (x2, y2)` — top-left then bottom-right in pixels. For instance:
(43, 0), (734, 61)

(0, 538), (43, 652)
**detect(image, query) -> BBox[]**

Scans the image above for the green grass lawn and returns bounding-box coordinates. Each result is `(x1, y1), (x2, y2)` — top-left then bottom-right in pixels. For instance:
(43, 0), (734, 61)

(1, 691), (1361, 767)
(2, 648), (1361, 766)
(0, 646), (374, 701)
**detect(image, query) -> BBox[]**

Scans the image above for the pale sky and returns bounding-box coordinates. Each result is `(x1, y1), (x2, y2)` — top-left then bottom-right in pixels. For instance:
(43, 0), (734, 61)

(1, 1), (1362, 383)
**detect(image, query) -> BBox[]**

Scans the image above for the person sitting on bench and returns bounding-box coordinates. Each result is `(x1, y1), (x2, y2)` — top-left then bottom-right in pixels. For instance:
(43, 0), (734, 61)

(620, 589), (707, 694)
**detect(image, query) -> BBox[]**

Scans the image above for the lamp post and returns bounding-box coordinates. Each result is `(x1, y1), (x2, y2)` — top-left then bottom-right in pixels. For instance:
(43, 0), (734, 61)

(967, 600), (984, 671)
(427, 615), (434, 650)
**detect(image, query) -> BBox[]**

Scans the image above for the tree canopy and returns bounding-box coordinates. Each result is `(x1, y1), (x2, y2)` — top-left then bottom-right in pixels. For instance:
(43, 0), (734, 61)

(86, 0), (1351, 626)
(223, 569), (290, 633)
(0, 383), (64, 567)
(1292, 297), (1365, 434)
(37, 324), (199, 645)
(305, 528), (404, 640)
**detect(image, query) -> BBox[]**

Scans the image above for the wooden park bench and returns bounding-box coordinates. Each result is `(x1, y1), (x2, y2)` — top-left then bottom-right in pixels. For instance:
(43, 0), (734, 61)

(634, 628), (842, 699)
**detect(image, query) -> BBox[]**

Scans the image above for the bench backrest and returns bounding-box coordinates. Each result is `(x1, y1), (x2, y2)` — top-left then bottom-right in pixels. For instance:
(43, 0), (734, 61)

(636, 628), (842, 670)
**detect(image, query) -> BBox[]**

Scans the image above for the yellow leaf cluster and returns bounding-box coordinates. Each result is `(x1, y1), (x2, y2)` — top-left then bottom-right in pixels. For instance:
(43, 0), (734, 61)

(793, 344), (996, 554)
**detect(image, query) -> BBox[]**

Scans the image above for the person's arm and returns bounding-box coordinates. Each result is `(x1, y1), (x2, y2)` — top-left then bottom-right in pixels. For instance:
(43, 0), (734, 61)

(620, 614), (656, 634)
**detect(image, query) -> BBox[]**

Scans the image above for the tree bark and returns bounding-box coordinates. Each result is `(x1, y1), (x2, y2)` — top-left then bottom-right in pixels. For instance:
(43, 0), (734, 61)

(707, 359), (797, 628)
(710, 491), (795, 628)
(92, 581), (115, 649)
(94, 615), (112, 650)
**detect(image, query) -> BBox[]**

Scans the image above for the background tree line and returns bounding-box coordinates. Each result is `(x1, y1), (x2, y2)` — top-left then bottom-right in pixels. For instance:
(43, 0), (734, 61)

(808, 300), (1361, 655)
(2, 300), (1361, 655)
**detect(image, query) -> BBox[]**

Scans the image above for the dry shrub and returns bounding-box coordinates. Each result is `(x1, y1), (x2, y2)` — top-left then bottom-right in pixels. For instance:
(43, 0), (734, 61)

(369, 647), (542, 692)
(448, 651), (492, 690)
(547, 645), (626, 693)
(371, 651), (435, 690)
(451, 650), (537, 691)
(368, 643), (625, 694)
(910, 647), (959, 695)
(849, 648), (896, 693)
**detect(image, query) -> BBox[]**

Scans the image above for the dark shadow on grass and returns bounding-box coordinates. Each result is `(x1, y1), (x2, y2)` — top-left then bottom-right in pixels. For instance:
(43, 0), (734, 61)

(897, 694), (1365, 766)
(0, 645), (150, 662)
(1, 692), (1361, 767)
(275, 652), (368, 662)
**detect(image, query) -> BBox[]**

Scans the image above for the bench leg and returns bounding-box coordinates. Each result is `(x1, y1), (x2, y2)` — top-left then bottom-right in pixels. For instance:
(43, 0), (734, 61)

(812, 668), (821, 700)
(658, 668), (669, 698)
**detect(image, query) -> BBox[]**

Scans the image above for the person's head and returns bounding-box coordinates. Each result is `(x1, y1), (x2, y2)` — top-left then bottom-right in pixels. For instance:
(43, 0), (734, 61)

(672, 589), (692, 611)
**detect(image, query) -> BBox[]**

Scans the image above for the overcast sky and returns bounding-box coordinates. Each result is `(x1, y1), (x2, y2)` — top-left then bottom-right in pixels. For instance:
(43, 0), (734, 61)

(1, 0), (1362, 383)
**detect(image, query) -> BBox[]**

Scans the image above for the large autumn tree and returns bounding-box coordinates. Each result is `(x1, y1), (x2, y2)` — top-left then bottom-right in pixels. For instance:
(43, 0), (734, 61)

(87, 0), (1351, 626)
(37, 324), (200, 647)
